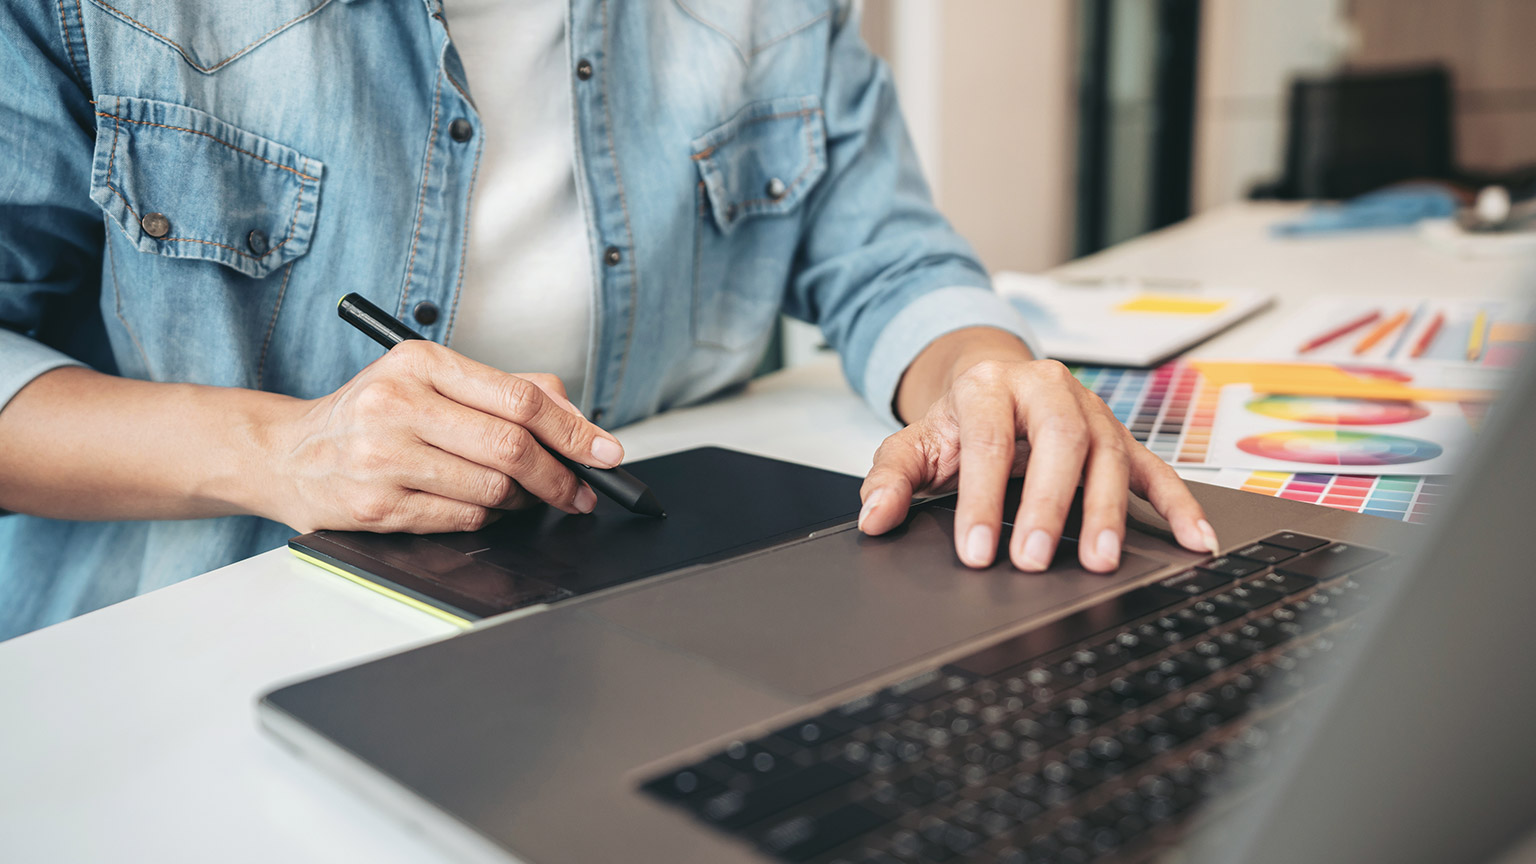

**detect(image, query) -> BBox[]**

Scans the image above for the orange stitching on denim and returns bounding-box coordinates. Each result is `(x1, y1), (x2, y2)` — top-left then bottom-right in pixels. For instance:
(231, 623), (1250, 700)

(104, 171), (305, 263)
(73, 0), (90, 65)
(159, 181), (304, 260)
(443, 130), (484, 343)
(690, 107), (822, 160)
(730, 111), (822, 211)
(598, 0), (640, 403)
(94, 111), (320, 182)
(257, 261), (296, 390)
(90, 0), (328, 74)
(752, 11), (829, 56)
(105, 97), (121, 188)
(400, 71), (444, 317)
(673, 1), (828, 63)
(57, 1), (84, 85)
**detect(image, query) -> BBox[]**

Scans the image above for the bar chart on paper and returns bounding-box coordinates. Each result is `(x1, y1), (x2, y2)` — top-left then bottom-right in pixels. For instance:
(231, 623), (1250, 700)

(1215, 470), (1448, 524)
(1071, 362), (1216, 466)
(1071, 362), (1458, 524)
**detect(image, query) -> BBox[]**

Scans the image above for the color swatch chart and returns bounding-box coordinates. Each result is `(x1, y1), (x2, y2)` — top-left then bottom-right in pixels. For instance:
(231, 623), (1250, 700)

(1223, 470), (1448, 524)
(1071, 362), (1216, 466)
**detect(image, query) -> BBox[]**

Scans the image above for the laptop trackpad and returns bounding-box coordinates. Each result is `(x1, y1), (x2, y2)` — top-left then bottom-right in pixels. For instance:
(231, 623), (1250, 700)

(584, 507), (1166, 699)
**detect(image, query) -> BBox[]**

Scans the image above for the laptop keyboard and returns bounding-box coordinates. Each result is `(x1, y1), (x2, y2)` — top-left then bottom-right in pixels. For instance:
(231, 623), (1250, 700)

(640, 532), (1392, 863)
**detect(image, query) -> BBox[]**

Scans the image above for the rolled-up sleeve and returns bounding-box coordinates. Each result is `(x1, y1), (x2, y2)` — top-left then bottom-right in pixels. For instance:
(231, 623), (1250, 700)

(0, 2), (101, 411)
(781, 2), (1038, 426)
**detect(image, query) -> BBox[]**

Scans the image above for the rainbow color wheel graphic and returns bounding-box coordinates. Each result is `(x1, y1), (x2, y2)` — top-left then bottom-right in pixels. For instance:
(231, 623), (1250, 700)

(1245, 394), (1429, 426)
(1238, 430), (1442, 467)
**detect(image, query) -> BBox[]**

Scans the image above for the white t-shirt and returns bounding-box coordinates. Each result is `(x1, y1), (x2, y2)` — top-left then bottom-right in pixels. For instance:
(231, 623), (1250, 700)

(443, 0), (593, 407)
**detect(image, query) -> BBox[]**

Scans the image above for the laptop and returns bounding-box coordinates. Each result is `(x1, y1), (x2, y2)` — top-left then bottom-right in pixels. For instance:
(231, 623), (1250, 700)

(257, 363), (1536, 863)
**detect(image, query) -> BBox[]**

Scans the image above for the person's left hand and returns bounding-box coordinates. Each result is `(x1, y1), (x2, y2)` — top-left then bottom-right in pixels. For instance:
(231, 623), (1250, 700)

(859, 329), (1219, 572)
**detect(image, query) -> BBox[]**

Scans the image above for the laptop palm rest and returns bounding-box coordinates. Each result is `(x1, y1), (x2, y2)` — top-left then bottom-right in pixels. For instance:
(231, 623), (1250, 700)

(584, 506), (1172, 700)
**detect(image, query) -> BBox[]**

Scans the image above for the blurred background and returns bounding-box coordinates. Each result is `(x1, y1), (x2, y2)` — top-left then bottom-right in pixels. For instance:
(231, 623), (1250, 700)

(778, 0), (1536, 367)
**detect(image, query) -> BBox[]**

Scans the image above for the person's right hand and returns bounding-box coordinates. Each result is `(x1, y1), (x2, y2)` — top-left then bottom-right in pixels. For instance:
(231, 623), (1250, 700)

(262, 340), (623, 534)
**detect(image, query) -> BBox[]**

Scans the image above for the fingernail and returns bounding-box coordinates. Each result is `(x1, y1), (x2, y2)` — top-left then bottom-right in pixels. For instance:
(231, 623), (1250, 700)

(574, 485), (597, 514)
(964, 524), (995, 567)
(1020, 529), (1053, 571)
(589, 436), (623, 467)
(1096, 529), (1121, 569)
(1198, 519), (1220, 555)
(859, 489), (888, 530)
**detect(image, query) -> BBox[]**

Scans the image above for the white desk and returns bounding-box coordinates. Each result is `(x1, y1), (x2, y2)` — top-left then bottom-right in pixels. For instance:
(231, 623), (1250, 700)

(2, 204), (1531, 862)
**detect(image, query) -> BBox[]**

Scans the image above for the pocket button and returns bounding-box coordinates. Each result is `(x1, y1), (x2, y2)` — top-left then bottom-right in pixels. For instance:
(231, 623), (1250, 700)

(765, 177), (787, 200)
(141, 212), (170, 238)
(246, 229), (270, 256)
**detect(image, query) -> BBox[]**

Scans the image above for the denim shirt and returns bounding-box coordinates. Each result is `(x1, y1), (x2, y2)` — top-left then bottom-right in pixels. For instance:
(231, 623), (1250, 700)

(0, 0), (1035, 638)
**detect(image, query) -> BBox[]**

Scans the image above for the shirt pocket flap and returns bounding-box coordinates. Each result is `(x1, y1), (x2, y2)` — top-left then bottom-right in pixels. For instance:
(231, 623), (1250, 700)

(90, 95), (323, 280)
(691, 95), (826, 236)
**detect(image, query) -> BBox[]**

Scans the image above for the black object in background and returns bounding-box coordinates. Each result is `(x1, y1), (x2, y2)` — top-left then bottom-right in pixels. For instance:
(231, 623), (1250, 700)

(1075, 0), (1202, 256)
(1251, 66), (1455, 201)
(289, 447), (864, 623)
(335, 291), (664, 518)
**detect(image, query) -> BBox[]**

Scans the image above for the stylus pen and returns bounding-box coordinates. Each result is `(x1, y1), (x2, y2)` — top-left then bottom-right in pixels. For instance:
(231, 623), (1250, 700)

(337, 293), (666, 518)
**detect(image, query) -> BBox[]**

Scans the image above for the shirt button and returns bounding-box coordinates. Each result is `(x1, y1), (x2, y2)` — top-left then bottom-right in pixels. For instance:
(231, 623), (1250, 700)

(591, 408), (605, 424)
(413, 301), (440, 326)
(765, 177), (787, 200)
(247, 229), (269, 256)
(576, 59), (593, 80)
(449, 118), (474, 143)
(603, 246), (622, 266)
(141, 212), (170, 238)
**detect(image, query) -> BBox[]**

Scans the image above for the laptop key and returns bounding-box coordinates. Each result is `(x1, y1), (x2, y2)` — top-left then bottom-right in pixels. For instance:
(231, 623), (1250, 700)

(642, 767), (723, 803)
(1196, 556), (1269, 579)
(1159, 568), (1233, 596)
(754, 800), (892, 861)
(1276, 543), (1387, 581)
(1232, 542), (1299, 565)
(1260, 531), (1329, 552)
(1218, 583), (1284, 612)
(1249, 571), (1318, 595)
(708, 760), (867, 828)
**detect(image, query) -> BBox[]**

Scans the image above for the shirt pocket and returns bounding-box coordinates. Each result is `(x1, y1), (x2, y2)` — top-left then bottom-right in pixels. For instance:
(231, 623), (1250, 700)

(89, 95), (323, 280)
(691, 95), (826, 351)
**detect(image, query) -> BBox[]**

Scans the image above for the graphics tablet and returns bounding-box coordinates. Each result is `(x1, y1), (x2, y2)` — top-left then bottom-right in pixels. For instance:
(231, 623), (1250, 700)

(288, 447), (864, 626)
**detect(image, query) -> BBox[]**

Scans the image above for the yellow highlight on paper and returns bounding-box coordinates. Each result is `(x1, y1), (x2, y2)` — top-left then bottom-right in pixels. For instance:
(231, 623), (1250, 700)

(1115, 294), (1229, 316)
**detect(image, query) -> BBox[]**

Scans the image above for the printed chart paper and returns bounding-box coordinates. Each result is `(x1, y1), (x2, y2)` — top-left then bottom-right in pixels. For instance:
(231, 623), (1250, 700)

(1205, 386), (1472, 476)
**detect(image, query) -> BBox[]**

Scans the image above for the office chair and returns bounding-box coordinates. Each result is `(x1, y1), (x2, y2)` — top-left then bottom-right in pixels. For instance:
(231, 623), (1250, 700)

(1251, 66), (1455, 201)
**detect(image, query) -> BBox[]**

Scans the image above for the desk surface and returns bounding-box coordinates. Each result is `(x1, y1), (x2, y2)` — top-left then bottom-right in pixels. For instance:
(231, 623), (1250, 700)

(3, 204), (1532, 862)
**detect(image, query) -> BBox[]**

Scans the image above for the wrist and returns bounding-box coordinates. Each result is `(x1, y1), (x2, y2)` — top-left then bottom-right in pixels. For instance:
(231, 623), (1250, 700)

(187, 385), (308, 523)
(895, 327), (1035, 423)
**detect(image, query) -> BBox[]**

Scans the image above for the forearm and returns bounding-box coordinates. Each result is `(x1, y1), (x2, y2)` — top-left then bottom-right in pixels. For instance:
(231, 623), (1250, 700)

(894, 327), (1036, 424)
(0, 367), (299, 522)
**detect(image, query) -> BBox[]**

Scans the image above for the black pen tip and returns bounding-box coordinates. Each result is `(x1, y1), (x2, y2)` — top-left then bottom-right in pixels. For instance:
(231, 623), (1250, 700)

(633, 490), (667, 519)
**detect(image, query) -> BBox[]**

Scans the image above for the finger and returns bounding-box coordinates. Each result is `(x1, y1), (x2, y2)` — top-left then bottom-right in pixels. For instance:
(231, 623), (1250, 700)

(397, 442), (531, 510)
(1127, 435), (1219, 554)
(1075, 397), (1131, 573)
(1009, 363), (1091, 572)
(859, 428), (928, 535)
(950, 374), (1019, 568)
(413, 399), (595, 514)
(517, 373), (583, 416)
(398, 342), (622, 467)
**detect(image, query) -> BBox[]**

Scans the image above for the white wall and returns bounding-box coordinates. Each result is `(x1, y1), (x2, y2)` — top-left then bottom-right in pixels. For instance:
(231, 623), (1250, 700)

(1192, 0), (1352, 211)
